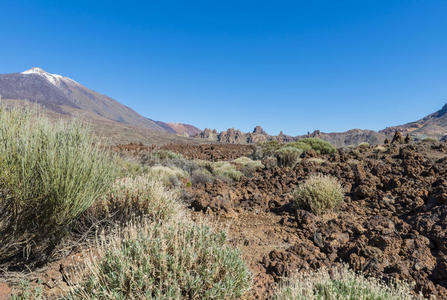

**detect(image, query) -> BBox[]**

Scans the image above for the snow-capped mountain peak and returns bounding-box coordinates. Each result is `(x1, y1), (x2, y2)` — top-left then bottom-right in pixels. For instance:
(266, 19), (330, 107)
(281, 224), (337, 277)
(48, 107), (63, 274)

(22, 67), (78, 86)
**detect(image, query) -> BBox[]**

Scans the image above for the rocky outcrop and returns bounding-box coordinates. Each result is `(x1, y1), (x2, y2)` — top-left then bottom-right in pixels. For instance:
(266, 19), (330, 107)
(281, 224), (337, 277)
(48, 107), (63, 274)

(194, 127), (386, 147)
(195, 126), (296, 144)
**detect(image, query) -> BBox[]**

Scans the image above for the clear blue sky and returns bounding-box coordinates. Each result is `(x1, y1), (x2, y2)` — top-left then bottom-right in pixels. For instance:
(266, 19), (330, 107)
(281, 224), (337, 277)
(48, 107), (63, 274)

(1, 0), (447, 135)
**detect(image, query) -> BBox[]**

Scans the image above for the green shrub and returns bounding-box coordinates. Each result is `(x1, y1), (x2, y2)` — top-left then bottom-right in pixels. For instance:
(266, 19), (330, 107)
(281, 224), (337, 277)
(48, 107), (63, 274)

(147, 165), (189, 187)
(294, 138), (336, 154)
(274, 266), (415, 300)
(253, 141), (283, 159)
(233, 156), (264, 170)
(293, 174), (344, 214)
(0, 108), (116, 265)
(151, 149), (184, 160)
(81, 175), (182, 226)
(286, 141), (312, 152)
(10, 279), (44, 300)
(212, 161), (243, 181)
(275, 147), (303, 167)
(116, 156), (148, 177)
(70, 220), (252, 299)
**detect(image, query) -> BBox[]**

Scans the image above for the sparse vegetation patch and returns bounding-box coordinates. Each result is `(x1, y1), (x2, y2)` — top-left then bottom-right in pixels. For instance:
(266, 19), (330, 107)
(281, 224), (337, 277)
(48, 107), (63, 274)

(274, 266), (415, 300)
(293, 174), (344, 214)
(275, 147), (303, 167)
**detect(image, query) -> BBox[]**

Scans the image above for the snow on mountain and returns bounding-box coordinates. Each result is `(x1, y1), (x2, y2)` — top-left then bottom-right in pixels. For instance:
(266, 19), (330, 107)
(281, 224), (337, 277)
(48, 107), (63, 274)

(22, 67), (79, 86)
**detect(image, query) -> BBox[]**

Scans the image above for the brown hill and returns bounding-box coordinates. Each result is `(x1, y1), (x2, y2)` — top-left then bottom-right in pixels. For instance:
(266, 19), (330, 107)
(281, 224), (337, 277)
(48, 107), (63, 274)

(156, 121), (202, 136)
(380, 103), (447, 139)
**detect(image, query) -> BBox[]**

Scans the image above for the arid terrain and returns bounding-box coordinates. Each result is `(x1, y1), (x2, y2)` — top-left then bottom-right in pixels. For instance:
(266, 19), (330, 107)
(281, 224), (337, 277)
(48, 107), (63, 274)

(5, 137), (446, 299)
(116, 139), (447, 299)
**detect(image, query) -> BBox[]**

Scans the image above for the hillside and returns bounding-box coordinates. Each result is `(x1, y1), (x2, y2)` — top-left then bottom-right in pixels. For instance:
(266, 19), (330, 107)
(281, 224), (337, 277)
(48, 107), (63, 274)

(380, 103), (447, 140)
(0, 68), (168, 131)
(0, 68), (203, 144)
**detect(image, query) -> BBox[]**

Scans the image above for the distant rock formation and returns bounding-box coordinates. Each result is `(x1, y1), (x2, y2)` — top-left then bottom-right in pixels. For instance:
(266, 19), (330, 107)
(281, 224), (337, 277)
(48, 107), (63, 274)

(194, 126), (385, 147)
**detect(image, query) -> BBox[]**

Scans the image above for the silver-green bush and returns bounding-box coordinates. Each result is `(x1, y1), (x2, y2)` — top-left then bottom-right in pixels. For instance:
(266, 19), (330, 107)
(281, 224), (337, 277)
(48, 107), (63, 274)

(212, 161), (243, 181)
(274, 266), (415, 300)
(0, 107), (116, 265)
(82, 175), (182, 226)
(70, 220), (252, 299)
(293, 174), (344, 214)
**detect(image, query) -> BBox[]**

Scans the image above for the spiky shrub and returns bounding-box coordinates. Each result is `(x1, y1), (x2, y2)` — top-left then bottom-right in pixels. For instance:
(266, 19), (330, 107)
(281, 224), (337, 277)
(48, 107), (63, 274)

(70, 220), (252, 299)
(82, 175), (182, 226)
(274, 266), (415, 300)
(0, 107), (116, 265)
(212, 161), (243, 181)
(294, 138), (336, 154)
(275, 147), (303, 167)
(293, 174), (344, 214)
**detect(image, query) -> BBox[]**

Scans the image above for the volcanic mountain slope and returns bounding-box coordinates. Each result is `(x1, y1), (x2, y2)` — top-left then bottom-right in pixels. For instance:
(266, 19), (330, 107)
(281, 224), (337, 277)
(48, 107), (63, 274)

(380, 103), (447, 140)
(156, 121), (202, 136)
(0, 68), (204, 143)
(0, 67), (169, 131)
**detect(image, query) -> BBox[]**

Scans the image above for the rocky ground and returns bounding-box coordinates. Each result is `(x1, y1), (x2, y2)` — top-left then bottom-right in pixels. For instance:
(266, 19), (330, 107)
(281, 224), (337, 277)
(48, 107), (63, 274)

(2, 140), (447, 299)
(178, 141), (447, 299)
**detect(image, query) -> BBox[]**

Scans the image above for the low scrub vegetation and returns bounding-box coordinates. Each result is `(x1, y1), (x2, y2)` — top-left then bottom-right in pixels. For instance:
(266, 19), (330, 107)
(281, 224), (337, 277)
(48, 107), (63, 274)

(254, 138), (336, 164)
(274, 266), (415, 300)
(233, 156), (264, 170)
(358, 142), (370, 148)
(212, 161), (243, 181)
(147, 165), (189, 187)
(150, 149), (185, 160)
(275, 147), (303, 167)
(293, 138), (336, 154)
(82, 175), (182, 227)
(0, 108), (116, 266)
(191, 168), (214, 185)
(293, 174), (344, 215)
(70, 219), (251, 299)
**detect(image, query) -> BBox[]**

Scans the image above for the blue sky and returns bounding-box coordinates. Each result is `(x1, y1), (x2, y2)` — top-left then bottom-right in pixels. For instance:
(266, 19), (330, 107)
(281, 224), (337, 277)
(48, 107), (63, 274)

(1, 0), (447, 135)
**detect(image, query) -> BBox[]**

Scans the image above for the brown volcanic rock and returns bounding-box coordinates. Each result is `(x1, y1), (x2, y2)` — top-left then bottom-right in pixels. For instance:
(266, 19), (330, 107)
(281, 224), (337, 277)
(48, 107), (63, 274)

(181, 141), (447, 298)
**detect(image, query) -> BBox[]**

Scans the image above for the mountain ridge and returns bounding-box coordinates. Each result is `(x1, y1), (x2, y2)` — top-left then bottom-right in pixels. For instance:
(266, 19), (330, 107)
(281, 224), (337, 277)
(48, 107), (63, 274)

(0, 68), (201, 137)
